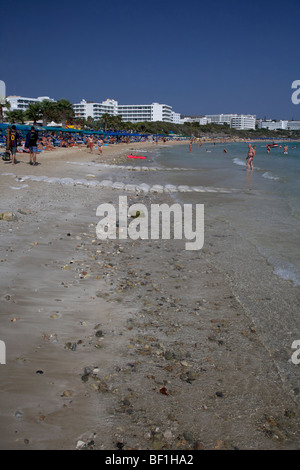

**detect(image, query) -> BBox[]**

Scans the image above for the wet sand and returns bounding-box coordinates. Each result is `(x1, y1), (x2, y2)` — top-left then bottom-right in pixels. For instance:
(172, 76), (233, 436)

(0, 142), (300, 450)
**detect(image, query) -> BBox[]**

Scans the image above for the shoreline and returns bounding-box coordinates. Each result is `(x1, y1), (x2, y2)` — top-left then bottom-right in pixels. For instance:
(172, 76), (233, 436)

(0, 141), (300, 450)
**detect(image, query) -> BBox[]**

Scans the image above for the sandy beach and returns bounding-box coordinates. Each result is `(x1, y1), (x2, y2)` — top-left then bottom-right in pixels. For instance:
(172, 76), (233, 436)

(0, 140), (300, 451)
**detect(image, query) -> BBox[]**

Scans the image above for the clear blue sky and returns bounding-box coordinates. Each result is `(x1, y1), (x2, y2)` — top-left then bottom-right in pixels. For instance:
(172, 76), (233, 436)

(1, 0), (300, 119)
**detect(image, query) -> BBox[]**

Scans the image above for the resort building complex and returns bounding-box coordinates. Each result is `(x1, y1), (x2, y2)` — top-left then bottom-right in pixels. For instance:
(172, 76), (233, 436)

(183, 113), (256, 130)
(73, 99), (181, 124)
(1, 84), (298, 129)
(257, 120), (300, 131)
(4, 89), (181, 125)
(203, 113), (256, 130)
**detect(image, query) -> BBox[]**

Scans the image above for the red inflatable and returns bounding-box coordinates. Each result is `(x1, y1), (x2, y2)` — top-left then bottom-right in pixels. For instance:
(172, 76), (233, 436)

(126, 155), (147, 159)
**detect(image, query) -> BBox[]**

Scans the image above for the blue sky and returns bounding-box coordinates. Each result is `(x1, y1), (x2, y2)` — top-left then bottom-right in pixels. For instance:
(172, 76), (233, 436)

(1, 0), (300, 119)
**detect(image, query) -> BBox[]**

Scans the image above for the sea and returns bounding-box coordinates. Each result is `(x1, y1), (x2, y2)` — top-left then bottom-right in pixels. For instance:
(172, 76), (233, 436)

(143, 140), (300, 288)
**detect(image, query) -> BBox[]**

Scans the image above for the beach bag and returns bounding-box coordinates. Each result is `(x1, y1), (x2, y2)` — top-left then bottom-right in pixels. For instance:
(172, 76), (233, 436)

(1, 151), (11, 161)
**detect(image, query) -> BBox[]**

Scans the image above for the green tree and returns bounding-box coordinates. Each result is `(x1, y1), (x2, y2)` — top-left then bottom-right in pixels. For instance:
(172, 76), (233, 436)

(111, 114), (123, 131)
(26, 102), (43, 124)
(86, 116), (94, 129)
(41, 100), (58, 126)
(6, 109), (27, 124)
(57, 98), (74, 128)
(101, 113), (111, 132)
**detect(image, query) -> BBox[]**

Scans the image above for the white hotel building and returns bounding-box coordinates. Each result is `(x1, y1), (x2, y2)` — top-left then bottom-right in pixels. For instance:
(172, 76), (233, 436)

(230, 115), (256, 130)
(181, 114), (256, 129)
(6, 95), (55, 111)
(73, 99), (119, 121)
(205, 113), (256, 130)
(257, 120), (300, 131)
(73, 99), (180, 124)
(205, 114), (238, 125)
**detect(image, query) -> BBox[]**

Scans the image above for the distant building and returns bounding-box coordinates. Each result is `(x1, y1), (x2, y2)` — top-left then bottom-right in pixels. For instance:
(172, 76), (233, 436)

(172, 111), (181, 124)
(180, 116), (211, 125)
(73, 99), (179, 123)
(258, 120), (300, 131)
(0, 80), (6, 103)
(204, 113), (256, 129)
(6, 95), (55, 111)
(205, 114), (238, 125)
(286, 121), (300, 130)
(199, 117), (211, 125)
(73, 99), (119, 121)
(259, 120), (288, 130)
(118, 102), (174, 123)
(230, 115), (256, 130)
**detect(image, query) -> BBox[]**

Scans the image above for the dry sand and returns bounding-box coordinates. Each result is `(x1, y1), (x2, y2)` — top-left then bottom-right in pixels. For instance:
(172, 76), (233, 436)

(0, 141), (299, 450)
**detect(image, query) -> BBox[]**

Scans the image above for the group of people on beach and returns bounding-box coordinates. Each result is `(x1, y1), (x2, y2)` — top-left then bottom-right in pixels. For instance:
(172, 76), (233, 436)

(87, 135), (104, 154)
(1, 128), (183, 165)
(4, 125), (39, 166)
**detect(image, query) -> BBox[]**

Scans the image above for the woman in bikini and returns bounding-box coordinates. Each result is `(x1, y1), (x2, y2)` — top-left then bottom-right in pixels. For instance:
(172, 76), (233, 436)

(246, 144), (255, 170)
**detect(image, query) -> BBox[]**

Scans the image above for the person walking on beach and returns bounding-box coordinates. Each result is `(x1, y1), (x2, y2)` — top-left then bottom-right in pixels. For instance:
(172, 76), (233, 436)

(87, 136), (94, 153)
(25, 126), (39, 165)
(97, 137), (104, 155)
(246, 143), (255, 170)
(9, 125), (21, 165)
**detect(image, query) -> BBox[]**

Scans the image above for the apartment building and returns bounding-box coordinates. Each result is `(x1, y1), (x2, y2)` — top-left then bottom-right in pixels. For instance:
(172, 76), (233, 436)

(73, 99), (178, 123)
(180, 117), (212, 125)
(230, 115), (256, 130)
(118, 102), (174, 123)
(73, 99), (119, 120)
(286, 121), (300, 130)
(259, 120), (288, 130)
(205, 114), (238, 125)
(6, 95), (55, 111)
(0, 80), (6, 103)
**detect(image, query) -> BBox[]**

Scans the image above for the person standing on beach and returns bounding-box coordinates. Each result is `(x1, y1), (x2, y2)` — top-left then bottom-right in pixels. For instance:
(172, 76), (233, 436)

(97, 137), (104, 155)
(25, 126), (39, 165)
(284, 144), (288, 155)
(246, 143), (255, 170)
(9, 125), (21, 165)
(87, 136), (94, 153)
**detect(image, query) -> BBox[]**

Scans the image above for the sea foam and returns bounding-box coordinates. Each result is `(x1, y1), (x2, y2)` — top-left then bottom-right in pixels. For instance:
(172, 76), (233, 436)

(0, 172), (236, 195)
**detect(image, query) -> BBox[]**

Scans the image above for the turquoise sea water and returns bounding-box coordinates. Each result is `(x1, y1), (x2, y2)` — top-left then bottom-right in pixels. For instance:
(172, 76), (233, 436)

(147, 141), (300, 287)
